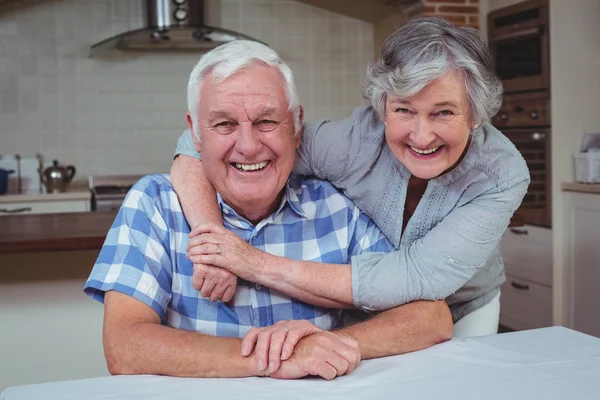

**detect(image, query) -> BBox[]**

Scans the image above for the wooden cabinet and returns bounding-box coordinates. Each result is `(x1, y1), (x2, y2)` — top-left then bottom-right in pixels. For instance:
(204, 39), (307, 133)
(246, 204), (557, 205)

(499, 224), (553, 331)
(563, 192), (600, 338)
(0, 191), (91, 216)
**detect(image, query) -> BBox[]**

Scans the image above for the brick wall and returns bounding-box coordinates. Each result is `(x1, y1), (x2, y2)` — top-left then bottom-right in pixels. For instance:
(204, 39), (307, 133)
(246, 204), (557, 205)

(409, 0), (480, 30)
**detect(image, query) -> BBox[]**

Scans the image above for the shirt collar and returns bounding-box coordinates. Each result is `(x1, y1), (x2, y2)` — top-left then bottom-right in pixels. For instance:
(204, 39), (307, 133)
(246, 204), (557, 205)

(216, 174), (308, 224)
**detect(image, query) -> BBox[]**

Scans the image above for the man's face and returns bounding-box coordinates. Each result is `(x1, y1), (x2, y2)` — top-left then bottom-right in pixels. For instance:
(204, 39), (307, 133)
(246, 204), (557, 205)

(187, 64), (302, 223)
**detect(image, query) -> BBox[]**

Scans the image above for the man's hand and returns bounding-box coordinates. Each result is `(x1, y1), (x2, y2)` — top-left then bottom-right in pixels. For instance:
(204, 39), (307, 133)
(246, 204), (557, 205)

(191, 262), (237, 302)
(241, 320), (323, 373)
(270, 331), (361, 380)
(186, 223), (269, 283)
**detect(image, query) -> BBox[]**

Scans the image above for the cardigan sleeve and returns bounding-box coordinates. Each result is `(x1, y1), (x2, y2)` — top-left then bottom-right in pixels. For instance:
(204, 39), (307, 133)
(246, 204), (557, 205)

(350, 175), (529, 311)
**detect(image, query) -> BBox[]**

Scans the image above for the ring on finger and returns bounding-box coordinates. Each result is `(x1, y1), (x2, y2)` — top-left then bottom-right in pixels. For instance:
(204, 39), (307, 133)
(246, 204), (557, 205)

(216, 244), (222, 255)
(281, 326), (289, 332)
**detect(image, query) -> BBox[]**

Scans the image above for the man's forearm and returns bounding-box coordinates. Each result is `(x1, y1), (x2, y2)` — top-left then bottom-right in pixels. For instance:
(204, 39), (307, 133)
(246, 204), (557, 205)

(171, 155), (222, 228)
(257, 254), (355, 309)
(337, 300), (453, 359)
(105, 321), (265, 378)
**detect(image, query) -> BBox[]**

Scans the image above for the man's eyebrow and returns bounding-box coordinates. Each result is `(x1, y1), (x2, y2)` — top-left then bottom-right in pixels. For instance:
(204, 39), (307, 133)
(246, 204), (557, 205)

(209, 110), (233, 120)
(255, 107), (277, 119)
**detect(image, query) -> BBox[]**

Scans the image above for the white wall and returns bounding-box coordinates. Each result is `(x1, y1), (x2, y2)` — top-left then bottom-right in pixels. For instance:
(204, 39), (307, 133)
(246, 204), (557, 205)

(0, 280), (106, 391)
(0, 0), (373, 179)
(550, 0), (600, 326)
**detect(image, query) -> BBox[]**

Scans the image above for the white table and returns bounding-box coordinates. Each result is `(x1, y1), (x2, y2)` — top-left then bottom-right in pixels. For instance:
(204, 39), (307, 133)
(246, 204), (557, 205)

(3, 326), (600, 400)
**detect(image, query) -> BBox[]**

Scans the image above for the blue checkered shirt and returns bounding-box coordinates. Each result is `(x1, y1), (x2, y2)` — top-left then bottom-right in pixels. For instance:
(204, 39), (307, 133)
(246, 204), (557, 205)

(84, 174), (392, 338)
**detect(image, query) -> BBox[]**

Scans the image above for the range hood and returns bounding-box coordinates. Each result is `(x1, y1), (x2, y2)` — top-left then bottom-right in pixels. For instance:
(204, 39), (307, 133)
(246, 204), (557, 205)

(90, 0), (265, 57)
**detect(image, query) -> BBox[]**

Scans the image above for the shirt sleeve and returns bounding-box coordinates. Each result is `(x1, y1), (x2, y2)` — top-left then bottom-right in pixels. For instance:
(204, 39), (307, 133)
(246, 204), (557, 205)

(174, 129), (202, 160)
(83, 177), (173, 320)
(351, 175), (530, 312)
(348, 207), (394, 257)
(293, 107), (384, 184)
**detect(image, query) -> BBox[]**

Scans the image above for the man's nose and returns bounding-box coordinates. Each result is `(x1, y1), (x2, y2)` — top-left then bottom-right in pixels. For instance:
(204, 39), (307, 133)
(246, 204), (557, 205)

(235, 123), (262, 156)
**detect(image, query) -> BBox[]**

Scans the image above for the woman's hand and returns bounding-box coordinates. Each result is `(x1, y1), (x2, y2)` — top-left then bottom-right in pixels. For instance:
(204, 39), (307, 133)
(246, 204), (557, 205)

(186, 223), (269, 283)
(241, 320), (324, 373)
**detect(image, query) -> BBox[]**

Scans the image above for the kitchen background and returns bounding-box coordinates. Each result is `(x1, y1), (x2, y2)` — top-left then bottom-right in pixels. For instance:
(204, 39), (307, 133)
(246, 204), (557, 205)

(1, 0), (599, 393)
(0, 0), (373, 178)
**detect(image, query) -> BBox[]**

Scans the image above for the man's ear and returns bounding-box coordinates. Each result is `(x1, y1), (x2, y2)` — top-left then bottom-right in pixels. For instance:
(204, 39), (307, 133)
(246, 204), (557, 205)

(186, 112), (203, 153)
(294, 106), (304, 148)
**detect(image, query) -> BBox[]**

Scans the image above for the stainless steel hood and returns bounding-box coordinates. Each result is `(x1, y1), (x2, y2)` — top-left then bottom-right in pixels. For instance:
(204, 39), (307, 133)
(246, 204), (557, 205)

(90, 0), (265, 57)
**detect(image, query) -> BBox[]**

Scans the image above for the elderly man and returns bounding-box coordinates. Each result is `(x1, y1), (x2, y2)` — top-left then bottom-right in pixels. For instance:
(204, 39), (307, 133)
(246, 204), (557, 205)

(84, 40), (452, 380)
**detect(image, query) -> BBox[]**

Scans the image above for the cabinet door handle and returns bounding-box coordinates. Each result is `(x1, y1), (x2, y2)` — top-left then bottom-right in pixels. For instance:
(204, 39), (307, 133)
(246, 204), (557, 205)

(510, 228), (529, 235)
(0, 207), (32, 214)
(511, 281), (530, 291)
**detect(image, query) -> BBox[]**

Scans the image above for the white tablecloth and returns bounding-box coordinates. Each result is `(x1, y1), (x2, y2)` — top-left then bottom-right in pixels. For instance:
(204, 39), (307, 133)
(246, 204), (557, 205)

(3, 326), (600, 400)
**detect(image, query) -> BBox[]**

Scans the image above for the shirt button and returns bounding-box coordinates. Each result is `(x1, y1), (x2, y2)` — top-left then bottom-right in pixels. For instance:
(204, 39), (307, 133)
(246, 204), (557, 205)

(255, 284), (262, 290)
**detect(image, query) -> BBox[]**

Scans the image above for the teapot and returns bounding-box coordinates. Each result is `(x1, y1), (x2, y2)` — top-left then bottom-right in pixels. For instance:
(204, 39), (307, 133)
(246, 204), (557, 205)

(40, 160), (76, 193)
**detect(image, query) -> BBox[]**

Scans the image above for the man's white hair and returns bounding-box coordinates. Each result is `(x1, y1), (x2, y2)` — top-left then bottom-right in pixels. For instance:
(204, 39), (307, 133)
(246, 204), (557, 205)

(186, 40), (301, 141)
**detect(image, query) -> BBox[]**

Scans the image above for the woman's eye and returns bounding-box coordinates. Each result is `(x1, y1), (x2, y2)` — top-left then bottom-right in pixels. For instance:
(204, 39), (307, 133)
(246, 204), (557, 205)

(437, 110), (454, 117)
(395, 108), (410, 114)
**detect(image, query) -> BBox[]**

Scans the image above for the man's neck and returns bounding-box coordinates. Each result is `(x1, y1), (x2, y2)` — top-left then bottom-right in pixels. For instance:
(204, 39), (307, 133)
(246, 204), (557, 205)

(222, 191), (286, 226)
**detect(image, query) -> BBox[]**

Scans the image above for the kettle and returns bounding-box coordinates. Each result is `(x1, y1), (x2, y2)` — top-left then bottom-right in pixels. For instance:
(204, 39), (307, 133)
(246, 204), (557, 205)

(40, 160), (76, 193)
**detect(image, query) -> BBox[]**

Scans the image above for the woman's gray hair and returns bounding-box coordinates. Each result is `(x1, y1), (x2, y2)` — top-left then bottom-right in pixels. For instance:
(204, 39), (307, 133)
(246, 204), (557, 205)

(187, 40), (301, 141)
(363, 17), (503, 126)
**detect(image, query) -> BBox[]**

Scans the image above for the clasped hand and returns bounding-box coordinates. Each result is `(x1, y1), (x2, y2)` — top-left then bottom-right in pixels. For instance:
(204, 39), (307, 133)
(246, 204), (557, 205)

(243, 320), (361, 380)
(186, 223), (267, 302)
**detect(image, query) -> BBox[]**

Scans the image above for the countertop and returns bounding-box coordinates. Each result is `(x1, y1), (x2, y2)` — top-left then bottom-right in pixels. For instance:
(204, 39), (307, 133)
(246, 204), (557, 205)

(4, 327), (600, 400)
(0, 212), (116, 254)
(562, 182), (600, 194)
(0, 188), (91, 203)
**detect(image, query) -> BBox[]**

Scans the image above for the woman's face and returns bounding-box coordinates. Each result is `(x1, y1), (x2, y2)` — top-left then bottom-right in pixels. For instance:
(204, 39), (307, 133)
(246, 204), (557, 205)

(384, 70), (473, 180)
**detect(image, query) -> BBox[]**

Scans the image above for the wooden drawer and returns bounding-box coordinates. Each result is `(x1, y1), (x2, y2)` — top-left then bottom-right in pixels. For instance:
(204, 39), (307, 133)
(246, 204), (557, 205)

(492, 92), (550, 128)
(500, 274), (552, 331)
(500, 225), (552, 287)
(0, 199), (90, 216)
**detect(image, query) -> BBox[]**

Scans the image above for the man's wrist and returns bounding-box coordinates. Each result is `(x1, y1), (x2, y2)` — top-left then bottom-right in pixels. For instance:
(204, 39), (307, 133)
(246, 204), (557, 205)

(333, 329), (363, 358)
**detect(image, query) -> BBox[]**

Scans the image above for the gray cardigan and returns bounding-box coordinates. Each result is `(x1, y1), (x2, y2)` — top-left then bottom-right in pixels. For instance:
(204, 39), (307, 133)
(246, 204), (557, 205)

(175, 107), (530, 322)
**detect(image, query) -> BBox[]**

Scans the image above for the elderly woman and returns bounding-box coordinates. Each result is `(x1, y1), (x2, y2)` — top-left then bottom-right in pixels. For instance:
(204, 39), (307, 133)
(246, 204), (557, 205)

(172, 17), (529, 341)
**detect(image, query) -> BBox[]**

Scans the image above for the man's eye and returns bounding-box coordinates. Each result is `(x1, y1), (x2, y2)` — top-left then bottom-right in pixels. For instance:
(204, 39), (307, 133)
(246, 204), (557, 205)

(255, 120), (278, 131)
(213, 121), (236, 134)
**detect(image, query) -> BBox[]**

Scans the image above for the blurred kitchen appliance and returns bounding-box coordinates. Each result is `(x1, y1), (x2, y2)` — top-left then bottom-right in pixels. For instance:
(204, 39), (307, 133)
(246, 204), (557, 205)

(0, 168), (15, 195)
(90, 0), (265, 56)
(89, 175), (145, 212)
(573, 133), (600, 184)
(40, 160), (77, 193)
(0, 154), (43, 194)
(492, 92), (551, 227)
(488, 0), (549, 94)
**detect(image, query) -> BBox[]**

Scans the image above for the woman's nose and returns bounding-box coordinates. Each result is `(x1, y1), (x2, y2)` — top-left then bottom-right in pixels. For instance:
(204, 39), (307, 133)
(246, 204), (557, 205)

(410, 117), (436, 147)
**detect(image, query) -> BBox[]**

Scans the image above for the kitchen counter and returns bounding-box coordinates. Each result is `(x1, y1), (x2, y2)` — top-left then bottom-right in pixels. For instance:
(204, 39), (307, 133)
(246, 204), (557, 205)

(0, 212), (116, 254)
(562, 182), (600, 194)
(0, 189), (91, 203)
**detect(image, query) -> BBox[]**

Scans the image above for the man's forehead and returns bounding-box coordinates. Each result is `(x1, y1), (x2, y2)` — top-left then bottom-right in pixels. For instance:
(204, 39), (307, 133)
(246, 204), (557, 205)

(207, 105), (281, 119)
